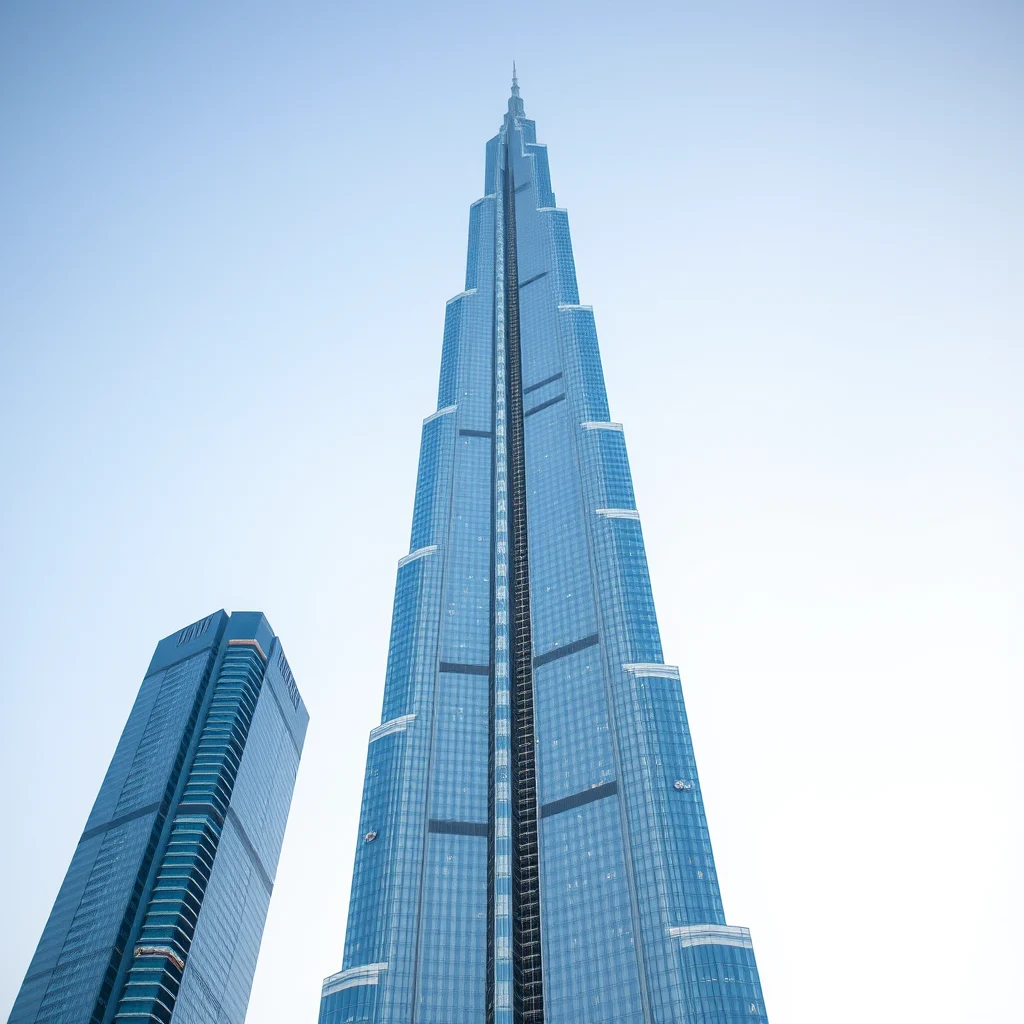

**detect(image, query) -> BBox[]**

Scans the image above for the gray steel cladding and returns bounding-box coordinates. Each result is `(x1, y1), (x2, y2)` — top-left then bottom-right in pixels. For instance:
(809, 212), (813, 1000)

(322, 72), (769, 1024)
(9, 611), (308, 1024)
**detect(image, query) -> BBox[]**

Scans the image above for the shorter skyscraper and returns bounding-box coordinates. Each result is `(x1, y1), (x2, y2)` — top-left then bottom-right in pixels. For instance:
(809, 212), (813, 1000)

(9, 610), (308, 1024)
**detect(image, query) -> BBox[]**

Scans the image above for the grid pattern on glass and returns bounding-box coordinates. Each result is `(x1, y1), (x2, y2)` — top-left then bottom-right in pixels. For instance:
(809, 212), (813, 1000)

(318, 76), (770, 1024)
(332, 410), (453, 1020)
(10, 614), (305, 1024)
(414, 834), (487, 1021)
(9, 648), (217, 1024)
(533, 647), (615, 806)
(538, 797), (644, 1024)
(507, 94), (769, 1020)
(113, 644), (267, 1022)
(173, 643), (303, 1024)
(502, 132), (544, 1024)
(414, 307), (493, 1006)
(487, 123), (513, 1024)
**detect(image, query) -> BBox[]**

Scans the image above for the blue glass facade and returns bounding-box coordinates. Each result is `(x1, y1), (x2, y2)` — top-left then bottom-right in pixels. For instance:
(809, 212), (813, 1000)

(321, 75), (768, 1023)
(9, 610), (308, 1024)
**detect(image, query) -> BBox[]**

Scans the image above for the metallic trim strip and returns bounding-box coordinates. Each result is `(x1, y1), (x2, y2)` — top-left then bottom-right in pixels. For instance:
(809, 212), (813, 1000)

(580, 421), (623, 431)
(398, 545), (438, 568)
(595, 507), (640, 520)
(667, 924), (754, 950)
(227, 637), (267, 661)
(369, 714), (416, 742)
(423, 405), (457, 424)
(134, 946), (185, 971)
(321, 961), (389, 997)
(623, 663), (681, 680)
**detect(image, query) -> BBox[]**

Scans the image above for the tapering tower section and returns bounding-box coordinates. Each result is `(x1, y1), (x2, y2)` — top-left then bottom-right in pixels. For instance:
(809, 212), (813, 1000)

(319, 73), (770, 1024)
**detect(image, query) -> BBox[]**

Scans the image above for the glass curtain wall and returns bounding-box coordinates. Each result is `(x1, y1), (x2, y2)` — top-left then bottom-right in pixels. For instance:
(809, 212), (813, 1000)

(319, 75), (768, 1024)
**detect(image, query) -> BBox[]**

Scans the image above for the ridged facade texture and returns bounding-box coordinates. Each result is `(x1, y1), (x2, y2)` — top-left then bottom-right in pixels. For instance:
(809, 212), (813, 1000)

(9, 611), (308, 1024)
(319, 76), (769, 1024)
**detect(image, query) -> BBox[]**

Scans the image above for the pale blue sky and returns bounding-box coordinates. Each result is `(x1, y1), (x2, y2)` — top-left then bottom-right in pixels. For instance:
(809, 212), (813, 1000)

(1, 3), (1021, 1022)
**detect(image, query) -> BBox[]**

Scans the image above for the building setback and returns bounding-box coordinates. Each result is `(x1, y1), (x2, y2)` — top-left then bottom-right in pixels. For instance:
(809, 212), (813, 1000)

(319, 74), (769, 1023)
(9, 610), (308, 1024)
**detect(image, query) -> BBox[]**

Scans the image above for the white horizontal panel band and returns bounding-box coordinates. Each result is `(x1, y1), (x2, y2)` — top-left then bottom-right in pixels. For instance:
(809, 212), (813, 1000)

(668, 924), (753, 950)
(595, 508), (640, 520)
(581, 421), (623, 431)
(322, 961), (389, 996)
(445, 288), (478, 305)
(398, 545), (437, 568)
(369, 714), (416, 743)
(423, 405), (457, 425)
(623, 663), (681, 680)
(558, 303), (594, 311)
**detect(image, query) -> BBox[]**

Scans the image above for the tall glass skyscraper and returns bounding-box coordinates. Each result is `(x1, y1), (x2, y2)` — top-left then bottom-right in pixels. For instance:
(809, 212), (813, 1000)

(9, 610), (308, 1024)
(319, 74), (769, 1024)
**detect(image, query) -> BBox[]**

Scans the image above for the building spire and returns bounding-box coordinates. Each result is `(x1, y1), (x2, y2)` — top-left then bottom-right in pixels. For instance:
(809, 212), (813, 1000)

(508, 61), (524, 119)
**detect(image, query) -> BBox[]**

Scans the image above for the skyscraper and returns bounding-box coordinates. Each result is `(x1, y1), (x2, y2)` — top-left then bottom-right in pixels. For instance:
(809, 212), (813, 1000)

(9, 610), (308, 1024)
(318, 73), (768, 1024)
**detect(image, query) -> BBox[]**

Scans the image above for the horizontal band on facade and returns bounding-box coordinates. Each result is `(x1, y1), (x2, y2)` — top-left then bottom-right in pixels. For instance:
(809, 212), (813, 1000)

(369, 713), (416, 742)
(514, 179), (532, 193)
(667, 924), (753, 950)
(227, 637), (267, 661)
(525, 393), (565, 417)
(439, 661), (490, 676)
(322, 961), (389, 997)
(580, 421), (623, 432)
(428, 818), (488, 836)
(595, 508), (640, 520)
(445, 288), (477, 305)
(423, 405), (457, 424)
(523, 370), (562, 395)
(623, 663), (681, 680)
(518, 270), (548, 290)
(80, 801), (161, 843)
(534, 633), (599, 668)
(540, 780), (617, 819)
(459, 428), (494, 438)
(557, 303), (593, 311)
(398, 545), (437, 568)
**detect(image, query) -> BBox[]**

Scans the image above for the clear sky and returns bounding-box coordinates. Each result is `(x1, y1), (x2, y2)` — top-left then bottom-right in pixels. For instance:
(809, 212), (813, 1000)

(1, 2), (1020, 1021)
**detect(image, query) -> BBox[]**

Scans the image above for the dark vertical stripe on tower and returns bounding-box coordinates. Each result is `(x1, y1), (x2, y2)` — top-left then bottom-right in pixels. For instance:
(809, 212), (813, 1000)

(503, 137), (545, 1024)
(112, 646), (268, 1023)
